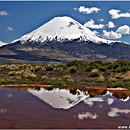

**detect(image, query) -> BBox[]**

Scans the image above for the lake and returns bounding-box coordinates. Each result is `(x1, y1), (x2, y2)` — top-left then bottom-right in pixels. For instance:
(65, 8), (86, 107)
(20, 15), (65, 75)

(0, 86), (130, 129)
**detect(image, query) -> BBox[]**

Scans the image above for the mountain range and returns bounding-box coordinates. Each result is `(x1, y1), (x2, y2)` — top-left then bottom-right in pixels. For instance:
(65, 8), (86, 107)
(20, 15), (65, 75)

(0, 16), (130, 64)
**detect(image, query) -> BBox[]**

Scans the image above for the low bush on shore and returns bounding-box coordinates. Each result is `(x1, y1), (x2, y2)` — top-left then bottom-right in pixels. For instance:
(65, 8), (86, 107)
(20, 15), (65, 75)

(0, 60), (130, 88)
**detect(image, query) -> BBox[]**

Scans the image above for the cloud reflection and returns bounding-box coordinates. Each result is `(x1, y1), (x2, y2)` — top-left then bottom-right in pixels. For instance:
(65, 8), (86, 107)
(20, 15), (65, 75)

(0, 108), (7, 114)
(6, 93), (13, 98)
(78, 112), (98, 120)
(108, 107), (130, 117)
(83, 97), (104, 106)
(107, 98), (114, 105)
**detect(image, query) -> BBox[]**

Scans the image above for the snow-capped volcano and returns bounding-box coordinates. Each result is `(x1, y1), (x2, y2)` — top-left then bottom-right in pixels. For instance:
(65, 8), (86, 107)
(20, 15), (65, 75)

(1, 16), (130, 64)
(12, 16), (112, 44)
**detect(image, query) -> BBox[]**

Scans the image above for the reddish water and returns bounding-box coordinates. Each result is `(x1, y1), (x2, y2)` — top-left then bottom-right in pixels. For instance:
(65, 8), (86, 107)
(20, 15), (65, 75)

(0, 87), (130, 129)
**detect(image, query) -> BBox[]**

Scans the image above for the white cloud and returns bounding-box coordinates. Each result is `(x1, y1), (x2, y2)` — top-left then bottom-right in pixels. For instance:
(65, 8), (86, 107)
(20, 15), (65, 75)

(83, 97), (104, 107)
(84, 19), (105, 29)
(103, 24), (130, 39)
(99, 19), (104, 22)
(75, 6), (100, 14)
(116, 25), (130, 34)
(0, 11), (8, 16)
(74, 7), (77, 11)
(78, 112), (98, 120)
(103, 30), (122, 39)
(7, 27), (13, 31)
(108, 107), (130, 117)
(109, 9), (130, 19)
(107, 21), (116, 28)
(93, 30), (99, 35)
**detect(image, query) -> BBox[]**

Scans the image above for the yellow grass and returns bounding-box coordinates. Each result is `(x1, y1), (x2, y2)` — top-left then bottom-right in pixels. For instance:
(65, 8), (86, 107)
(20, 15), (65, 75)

(123, 71), (130, 80)
(97, 75), (105, 82)
(108, 77), (117, 82)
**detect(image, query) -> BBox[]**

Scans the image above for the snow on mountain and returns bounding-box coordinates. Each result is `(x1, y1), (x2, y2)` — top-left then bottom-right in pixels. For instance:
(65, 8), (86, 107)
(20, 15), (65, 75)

(0, 41), (7, 47)
(12, 16), (113, 44)
(28, 88), (88, 109)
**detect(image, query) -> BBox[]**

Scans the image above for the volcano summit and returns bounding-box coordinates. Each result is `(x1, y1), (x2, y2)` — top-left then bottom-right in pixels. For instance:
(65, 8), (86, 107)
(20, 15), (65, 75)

(12, 16), (112, 44)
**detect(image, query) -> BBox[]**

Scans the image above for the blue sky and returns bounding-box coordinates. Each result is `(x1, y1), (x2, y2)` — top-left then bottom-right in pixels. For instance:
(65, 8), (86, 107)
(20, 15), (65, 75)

(1, 1), (130, 43)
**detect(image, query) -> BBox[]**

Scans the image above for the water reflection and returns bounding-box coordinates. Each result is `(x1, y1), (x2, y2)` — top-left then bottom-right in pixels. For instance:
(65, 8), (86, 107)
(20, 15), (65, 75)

(107, 98), (114, 105)
(83, 97), (104, 107)
(28, 87), (130, 109)
(28, 88), (88, 109)
(78, 112), (98, 120)
(0, 86), (130, 129)
(6, 93), (13, 98)
(108, 108), (130, 117)
(0, 108), (7, 114)
(119, 96), (129, 102)
(112, 91), (128, 101)
(28, 87), (130, 123)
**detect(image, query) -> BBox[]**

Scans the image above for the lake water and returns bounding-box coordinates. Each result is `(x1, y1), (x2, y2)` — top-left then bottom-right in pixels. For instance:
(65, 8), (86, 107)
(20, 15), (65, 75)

(0, 86), (130, 129)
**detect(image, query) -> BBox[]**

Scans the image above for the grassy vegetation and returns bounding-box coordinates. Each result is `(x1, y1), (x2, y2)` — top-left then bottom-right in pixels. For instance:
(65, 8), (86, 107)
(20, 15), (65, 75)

(0, 60), (130, 88)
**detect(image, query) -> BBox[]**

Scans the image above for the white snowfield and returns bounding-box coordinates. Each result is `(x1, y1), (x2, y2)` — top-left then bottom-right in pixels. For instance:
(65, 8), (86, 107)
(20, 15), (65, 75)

(12, 16), (115, 44)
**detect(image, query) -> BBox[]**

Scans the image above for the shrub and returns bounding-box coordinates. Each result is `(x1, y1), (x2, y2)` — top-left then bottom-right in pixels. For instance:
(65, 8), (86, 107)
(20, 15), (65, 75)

(68, 66), (77, 74)
(36, 75), (42, 81)
(115, 60), (129, 67)
(115, 67), (122, 73)
(104, 62), (112, 66)
(63, 75), (73, 83)
(89, 69), (99, 77)
(115, 73), (123, 79)
(113, 64), (119, 70)
(108, 77), (117, 82)
(86, 66), (94, 72)
(112, 82), (124, 88)
(121, 66), (128, 72)
(41, 75), (48, 80)
(51, 77), (57, 81)
(67, 60), (84, 69)
(51, 79), (64, 85)
(35, 67), (42, 72)
(97, 75), (105, 82)
(88, 61), (100, 69)
(9, 72), (16, 76)
(99, 66), (107, 72)
(45, 66), (53, 71)
(88, 61), (103, 70)
(63, 75), (72, 79)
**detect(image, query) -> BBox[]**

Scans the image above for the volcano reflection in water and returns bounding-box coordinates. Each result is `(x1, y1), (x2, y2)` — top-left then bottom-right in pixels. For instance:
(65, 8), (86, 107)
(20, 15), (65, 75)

(0, 87), (130, 129)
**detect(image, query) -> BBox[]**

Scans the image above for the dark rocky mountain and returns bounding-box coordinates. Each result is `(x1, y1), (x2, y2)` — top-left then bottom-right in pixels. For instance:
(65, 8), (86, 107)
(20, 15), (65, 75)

(0, 16), (130, 64)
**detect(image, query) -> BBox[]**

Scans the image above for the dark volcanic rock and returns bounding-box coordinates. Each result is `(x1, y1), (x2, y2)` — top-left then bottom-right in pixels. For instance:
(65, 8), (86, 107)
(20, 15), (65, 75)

(0, 40), (130, 64)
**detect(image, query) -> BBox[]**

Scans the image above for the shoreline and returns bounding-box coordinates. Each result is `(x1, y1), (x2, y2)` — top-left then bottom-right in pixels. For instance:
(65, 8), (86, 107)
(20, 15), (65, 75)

(0, 84), (128, 90)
